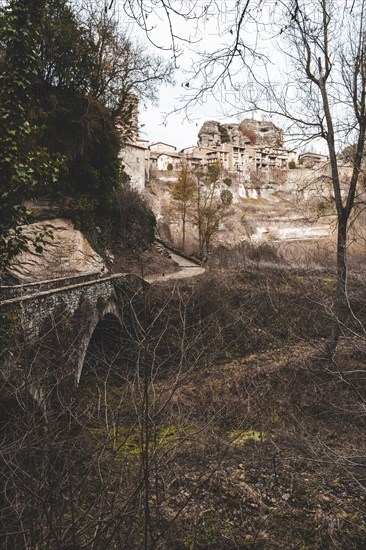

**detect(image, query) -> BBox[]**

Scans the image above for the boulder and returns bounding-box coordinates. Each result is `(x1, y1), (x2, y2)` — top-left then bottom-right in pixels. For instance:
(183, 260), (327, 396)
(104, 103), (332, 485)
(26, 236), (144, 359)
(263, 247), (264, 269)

(6, 219), (107, 283)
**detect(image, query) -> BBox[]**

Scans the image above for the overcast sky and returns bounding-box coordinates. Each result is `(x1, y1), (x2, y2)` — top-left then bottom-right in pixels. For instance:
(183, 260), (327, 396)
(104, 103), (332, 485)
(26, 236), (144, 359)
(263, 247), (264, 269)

(112, 0), (333, 154)
(137, 78), (245, 150)
(112, 0), (268, 150)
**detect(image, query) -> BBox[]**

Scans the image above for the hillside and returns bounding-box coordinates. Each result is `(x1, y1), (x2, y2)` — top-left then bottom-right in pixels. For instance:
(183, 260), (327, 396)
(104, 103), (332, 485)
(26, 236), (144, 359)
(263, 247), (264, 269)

(146, 166), (337, 255)
(75, 263), (366, 548)
(2, 184), (366, 548)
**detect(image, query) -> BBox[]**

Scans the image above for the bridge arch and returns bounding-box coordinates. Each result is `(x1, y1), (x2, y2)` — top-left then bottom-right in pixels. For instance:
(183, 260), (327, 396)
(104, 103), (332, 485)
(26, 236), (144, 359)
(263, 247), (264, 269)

(1, 273), (144, 400)
(75, 304), (123, 387)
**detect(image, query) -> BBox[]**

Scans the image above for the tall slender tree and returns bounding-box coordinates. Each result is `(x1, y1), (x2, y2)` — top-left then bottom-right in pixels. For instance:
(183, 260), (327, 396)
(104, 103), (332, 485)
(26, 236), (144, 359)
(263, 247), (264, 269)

(173, 0), (366, 354)
(271, 0), (366, 354)
(171, 163), (196, 252)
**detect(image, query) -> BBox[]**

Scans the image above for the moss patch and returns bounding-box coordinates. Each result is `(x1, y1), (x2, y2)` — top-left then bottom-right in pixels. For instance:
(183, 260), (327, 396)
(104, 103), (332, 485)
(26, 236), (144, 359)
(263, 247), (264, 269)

(228, 428), (266, 444)
(90, 423), (196, 458)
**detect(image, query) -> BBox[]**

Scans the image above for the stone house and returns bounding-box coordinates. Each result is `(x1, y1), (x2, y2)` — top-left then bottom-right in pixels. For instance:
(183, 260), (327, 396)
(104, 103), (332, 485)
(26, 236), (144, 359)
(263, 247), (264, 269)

(119, 141), (147, 192)
(298, 152), (329, 168)
(149, 142), (177, 154)
(155, 152), (182, 171)
(148, 142), (183, 171)
(118, 119), (302, 191)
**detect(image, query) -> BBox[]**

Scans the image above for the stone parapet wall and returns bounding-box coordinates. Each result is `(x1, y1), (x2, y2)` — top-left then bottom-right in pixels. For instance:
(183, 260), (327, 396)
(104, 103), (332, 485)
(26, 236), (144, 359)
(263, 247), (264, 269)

(0, 271), (146, 398)
(0, 273), (131, 306)
(0, 272), (101, 300)
(20, 278), (122, 339)
(0, 274), (139, 348)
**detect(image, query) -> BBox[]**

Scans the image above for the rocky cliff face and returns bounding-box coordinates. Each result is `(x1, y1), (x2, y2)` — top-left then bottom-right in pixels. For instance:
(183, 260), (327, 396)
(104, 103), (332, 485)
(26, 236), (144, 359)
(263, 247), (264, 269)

(239, 119), (283, 147)
(197, 121), (223, 148)
(146, 167), (336, 255)
(198, 119), (283, 148)
(6, 219), (107, 283)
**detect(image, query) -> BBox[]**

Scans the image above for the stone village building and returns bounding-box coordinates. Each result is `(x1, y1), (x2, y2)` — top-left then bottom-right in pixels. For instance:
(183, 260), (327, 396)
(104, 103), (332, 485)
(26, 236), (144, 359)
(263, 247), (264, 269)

(297, 152), (329, 168)
(120, 119), (298, 192)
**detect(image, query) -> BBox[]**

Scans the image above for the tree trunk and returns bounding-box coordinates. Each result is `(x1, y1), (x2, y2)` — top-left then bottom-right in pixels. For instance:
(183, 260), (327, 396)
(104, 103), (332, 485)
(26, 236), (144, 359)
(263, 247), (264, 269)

(182, 207), (186, 252)
(326, 210), (348, 356)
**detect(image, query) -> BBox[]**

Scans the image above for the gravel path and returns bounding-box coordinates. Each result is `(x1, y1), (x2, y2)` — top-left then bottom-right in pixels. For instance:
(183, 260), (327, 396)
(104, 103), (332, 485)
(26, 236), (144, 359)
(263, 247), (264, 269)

(144, 250), (205, 283)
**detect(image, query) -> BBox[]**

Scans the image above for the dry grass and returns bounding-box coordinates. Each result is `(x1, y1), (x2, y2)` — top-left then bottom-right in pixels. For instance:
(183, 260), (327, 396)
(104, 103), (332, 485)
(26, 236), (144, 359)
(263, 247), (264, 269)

(148, 340), (366, 548)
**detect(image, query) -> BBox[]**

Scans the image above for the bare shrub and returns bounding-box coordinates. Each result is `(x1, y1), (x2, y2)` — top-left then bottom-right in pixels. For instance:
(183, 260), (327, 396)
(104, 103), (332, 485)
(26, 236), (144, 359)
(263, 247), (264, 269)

(240, 126), (257, 144)
(209, 241), (284, 269)
(276, 239), (336, 271)
(250, 168), (268, 185)
(271, 167), (287, 184)
(111, 185), (156, 249)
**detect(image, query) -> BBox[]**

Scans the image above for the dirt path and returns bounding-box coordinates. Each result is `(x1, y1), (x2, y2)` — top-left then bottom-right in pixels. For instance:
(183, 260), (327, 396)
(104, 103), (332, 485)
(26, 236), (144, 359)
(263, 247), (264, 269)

(144, 250), (205, 283)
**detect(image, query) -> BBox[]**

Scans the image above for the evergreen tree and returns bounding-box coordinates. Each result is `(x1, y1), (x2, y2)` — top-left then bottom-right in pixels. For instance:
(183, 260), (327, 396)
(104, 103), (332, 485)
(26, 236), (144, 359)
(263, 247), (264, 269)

(0, 0), (62, 275)
(172, 163), (196, 252)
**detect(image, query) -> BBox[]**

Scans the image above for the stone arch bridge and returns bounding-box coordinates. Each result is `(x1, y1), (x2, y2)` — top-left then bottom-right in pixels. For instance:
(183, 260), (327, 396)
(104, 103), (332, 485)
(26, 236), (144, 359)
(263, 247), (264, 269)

(0, 272), (146, 404)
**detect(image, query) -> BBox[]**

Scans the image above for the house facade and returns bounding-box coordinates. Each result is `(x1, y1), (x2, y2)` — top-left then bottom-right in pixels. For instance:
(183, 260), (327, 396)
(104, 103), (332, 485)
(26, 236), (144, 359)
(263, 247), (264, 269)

(119, 142), (147, 192)
(298, 152), (329, 168)
(118, 120), (325, 193)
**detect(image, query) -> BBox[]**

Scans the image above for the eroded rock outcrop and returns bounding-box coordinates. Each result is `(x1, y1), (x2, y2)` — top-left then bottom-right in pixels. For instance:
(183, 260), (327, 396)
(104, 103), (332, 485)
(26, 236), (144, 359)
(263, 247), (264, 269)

(198, 119), (283, 148)
(239, 119), (283, 147)
(6, 219), (106, 283)
(197, 120), (223, 147)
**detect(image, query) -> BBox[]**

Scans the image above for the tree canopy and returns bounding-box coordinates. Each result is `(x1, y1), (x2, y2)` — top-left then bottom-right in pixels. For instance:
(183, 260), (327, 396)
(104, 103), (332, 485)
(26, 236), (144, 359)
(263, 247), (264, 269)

(0, 0), (173, 273)
(0, 0), (62, 271)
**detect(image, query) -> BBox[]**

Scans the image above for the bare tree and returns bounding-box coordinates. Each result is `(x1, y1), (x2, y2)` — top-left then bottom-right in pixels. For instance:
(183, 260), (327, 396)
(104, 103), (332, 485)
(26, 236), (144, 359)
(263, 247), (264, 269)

(271, 0), (366, 354)
(91, 4), (174, 102)
(173, 0), (366, 353)
(171, 162), (196, 252)
(193, 162), (233, 257)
